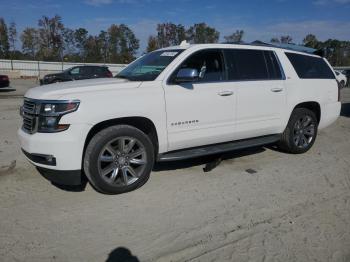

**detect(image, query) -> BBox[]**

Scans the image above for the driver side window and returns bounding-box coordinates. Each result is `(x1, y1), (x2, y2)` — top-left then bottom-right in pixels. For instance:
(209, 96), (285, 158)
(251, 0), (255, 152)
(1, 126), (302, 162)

(70, 67), (80, 75)
(178, 50), (225, 82)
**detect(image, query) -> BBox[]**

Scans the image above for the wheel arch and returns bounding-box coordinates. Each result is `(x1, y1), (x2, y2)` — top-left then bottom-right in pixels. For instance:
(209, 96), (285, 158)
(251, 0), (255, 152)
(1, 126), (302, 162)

(83, 116), (159, 159)
(293, 101), (321, 123)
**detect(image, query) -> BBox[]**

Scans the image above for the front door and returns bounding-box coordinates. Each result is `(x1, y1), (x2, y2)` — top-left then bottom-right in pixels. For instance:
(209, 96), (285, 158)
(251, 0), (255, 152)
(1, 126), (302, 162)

(163, 49), (236, 151)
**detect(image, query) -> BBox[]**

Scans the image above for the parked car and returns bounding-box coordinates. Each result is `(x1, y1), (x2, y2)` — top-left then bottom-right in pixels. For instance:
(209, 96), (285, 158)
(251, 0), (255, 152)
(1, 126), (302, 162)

(0, 74), (10, 88)
(18, 42), (341, 194)
(40, 66), (113, 85)
(334, 70), (347, 88)
(341, 69), (350, 87)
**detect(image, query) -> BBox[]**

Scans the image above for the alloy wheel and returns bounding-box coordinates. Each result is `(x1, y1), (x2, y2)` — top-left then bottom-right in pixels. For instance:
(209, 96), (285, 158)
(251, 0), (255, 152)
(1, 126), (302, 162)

(293, 115), (315, 148)
(97, 137), (147, 186)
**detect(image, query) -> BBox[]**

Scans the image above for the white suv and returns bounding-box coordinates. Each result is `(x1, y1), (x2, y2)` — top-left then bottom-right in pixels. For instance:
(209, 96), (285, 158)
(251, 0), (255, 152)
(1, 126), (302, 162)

(18, 43), (341, 194)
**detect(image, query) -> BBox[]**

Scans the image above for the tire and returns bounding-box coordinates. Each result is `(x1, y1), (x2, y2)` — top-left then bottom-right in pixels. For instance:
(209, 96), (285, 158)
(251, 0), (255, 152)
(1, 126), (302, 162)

(278, 108), (318, 154)
(84, 125), (154, 194)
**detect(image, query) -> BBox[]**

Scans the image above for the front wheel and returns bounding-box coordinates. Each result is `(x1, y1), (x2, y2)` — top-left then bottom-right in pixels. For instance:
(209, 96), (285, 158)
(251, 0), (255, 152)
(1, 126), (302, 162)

(84, 125), (154, 194)
(278, 108), (318, 154)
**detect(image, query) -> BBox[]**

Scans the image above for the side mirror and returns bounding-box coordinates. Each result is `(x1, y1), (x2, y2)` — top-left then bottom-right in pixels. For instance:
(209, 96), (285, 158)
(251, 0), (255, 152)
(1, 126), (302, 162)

(175, 68), (199, 83)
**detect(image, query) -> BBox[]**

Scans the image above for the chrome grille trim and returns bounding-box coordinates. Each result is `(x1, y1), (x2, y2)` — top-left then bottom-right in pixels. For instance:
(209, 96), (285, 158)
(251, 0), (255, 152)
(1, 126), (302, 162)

(21, 98), (39, 134)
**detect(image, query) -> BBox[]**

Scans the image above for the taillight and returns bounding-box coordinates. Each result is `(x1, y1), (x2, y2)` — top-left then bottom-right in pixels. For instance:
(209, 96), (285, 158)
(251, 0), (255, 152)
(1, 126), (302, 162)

(106, 71), (113, 77)
(1, 76), (8, 81)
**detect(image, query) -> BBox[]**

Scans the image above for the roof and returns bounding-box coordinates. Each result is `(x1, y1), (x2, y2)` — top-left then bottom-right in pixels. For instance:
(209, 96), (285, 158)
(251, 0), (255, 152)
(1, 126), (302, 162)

(251, 40), (317, 54)
(157, 41), (320, 57)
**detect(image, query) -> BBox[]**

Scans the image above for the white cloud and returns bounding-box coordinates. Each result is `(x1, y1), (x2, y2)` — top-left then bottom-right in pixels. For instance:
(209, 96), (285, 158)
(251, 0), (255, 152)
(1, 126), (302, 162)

(85, 0), (113, 6)
(313, 0), (350, 5)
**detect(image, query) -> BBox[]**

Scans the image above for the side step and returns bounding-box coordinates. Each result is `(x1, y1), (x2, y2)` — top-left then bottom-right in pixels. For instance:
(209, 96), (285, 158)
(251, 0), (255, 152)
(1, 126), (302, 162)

(157, 134), (280, 162)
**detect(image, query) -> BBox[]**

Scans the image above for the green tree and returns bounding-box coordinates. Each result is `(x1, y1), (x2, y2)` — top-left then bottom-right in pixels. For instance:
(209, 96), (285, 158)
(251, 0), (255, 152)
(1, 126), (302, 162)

(303, 34), (320, 49)
(85, 35), (103, 62)
(21, 27), (39, 59)
(8, 22), (17, 58)
(186, 23), (220, 44)
(0, 18), (10, 58)
(74, 28), (88, 61)
(156, 23), (186, 48)
(108, 24), (139, 63)
(280, 35), (293, 44)
(146, 35), (158, 52)
(62, 28), (76, 61)
(37, 15), (64, 60)
(98, 30), (109, 63)
(270, 38), (280, 43)
(224, 30), (244, 43)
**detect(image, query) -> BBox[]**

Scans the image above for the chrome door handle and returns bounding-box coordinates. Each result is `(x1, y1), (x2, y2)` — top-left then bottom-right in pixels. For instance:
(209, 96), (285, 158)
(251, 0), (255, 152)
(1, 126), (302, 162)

(271, 88), (283, 93)
(218, 91), (234, 96)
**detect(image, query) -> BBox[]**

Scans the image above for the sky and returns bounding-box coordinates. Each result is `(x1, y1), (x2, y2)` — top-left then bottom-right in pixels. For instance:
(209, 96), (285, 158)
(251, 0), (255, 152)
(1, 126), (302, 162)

(1, 0), (350, 52)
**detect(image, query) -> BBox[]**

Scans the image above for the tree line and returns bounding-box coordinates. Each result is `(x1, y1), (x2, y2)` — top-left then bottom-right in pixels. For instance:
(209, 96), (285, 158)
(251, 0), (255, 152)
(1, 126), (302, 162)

(0, 16), (349, 66)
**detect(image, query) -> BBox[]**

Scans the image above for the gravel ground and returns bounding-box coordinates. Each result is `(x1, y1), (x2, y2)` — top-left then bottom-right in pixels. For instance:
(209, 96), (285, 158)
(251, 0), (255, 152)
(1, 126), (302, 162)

(0, 80), (350, 262)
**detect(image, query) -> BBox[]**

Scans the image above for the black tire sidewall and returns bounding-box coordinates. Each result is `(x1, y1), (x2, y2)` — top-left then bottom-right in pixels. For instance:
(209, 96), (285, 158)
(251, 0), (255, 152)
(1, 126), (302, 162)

(84, 125), (154, 194)
(285, 108), (318, 154)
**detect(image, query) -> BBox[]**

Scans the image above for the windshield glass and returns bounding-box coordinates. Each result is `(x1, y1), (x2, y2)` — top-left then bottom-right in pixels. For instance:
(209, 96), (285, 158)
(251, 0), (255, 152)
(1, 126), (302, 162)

(116, 49), (184, 81)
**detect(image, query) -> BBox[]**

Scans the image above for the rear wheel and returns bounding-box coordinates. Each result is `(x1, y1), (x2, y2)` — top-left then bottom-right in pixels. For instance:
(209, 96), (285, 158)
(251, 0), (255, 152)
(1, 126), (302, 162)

(84, 125), (154, 194)
(278, 108), (318, 154)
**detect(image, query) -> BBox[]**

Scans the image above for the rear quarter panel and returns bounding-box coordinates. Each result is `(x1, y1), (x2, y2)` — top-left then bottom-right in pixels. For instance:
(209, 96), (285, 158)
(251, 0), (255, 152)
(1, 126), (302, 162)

(276, 50), (339, 130)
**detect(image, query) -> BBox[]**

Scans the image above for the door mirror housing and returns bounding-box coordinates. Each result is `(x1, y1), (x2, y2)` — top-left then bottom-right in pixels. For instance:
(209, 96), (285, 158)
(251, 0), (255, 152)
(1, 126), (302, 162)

(175, 68), (199, 83)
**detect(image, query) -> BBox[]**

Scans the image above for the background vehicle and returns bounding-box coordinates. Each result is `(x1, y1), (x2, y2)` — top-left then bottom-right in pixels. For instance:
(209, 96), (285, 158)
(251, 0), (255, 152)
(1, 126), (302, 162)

(341, 69), (350, 87)
(335, 70), (347, 88)
(40, 66), (113, 85)
(18, 43), (341, 194)
(0, 74), (10, 88)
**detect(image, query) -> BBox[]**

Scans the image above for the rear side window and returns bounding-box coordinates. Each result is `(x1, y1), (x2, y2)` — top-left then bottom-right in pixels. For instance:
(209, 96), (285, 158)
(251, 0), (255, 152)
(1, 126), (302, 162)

(285, 53), (335, 79)
(224, 49), (283, 81)
(264, 51), (283, 80)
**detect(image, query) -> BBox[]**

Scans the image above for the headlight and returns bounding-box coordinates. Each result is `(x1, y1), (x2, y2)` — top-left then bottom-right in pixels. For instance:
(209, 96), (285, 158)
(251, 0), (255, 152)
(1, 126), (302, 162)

(37, 101), (80, 133)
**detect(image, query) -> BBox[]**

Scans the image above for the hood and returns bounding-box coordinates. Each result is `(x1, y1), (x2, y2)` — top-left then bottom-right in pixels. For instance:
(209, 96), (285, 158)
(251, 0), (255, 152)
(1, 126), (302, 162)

(25, 78), (142, 100)
(43, 72), (63, 78)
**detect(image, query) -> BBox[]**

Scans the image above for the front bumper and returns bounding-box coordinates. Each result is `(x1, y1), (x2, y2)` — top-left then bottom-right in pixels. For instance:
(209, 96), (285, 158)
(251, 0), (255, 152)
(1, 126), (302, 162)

(36, 166), (82, 185)
(0, 80), (10, 88)
(18, 123), (92, 171)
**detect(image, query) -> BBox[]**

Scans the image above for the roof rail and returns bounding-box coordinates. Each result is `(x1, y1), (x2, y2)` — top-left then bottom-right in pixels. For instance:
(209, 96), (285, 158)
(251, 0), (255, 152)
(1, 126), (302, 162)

(218, 41), (323, 56)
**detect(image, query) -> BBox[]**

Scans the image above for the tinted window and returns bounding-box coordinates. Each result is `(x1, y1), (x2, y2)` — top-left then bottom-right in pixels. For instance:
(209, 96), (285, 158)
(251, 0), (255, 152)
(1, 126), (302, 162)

(175, 50), (225, 82)
(225, 49), (269, 80)
(70, 67), (80, 75)
(81, 67), (93, 75)
(285, 53), (335, 79)
(264, 51), (283, 80)
(224, 49), (283, 81)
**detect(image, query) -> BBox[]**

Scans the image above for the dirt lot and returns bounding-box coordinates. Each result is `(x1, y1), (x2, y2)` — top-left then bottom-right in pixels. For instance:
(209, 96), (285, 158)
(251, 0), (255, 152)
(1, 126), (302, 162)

(0, 80), (350, 262)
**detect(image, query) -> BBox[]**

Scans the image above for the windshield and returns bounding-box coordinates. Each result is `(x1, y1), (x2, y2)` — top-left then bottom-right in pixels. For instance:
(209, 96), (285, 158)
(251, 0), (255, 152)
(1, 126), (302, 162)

(116, 49), (184, 81)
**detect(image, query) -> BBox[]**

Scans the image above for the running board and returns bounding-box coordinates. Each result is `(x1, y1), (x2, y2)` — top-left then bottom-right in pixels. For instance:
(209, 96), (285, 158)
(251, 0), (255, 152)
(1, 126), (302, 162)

(157, 134), (280, 162)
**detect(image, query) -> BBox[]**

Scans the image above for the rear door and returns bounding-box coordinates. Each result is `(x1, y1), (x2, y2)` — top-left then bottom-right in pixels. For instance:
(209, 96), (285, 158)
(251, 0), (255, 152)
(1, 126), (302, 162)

(224, 49), (286, 139)
(81, 66), (94, 79)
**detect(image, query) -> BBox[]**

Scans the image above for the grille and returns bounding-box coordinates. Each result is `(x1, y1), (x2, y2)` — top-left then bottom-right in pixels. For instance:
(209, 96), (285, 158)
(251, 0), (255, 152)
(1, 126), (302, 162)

(23, 99), (36, 114)
(21, 99), (38, 134)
